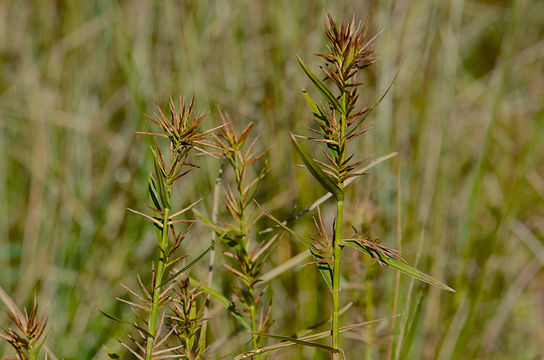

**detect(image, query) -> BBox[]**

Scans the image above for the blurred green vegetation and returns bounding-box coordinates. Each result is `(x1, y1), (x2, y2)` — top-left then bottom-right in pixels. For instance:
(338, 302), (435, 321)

(1, 0), (543, 359)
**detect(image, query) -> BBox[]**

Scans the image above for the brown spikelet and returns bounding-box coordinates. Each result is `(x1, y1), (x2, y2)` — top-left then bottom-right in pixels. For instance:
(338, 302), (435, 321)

(0, 294), (49, 360)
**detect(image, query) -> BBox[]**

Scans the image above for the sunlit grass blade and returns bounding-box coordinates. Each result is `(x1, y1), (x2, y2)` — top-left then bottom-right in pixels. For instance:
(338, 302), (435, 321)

(234, 336), (339, 360)
(297, 56), (344, 113)
(151, 149), (170, 209)
(235, 317), (395, 360)
(341, 240), (455, 292)
(104, 346), (121, 359)
(290, 133), (343, 201)
(302, 91), (328, 128)
(148, 175), (164, 212)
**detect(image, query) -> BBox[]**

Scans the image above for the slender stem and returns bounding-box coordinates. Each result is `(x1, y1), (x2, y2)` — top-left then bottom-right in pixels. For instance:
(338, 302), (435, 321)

(146, 207), (170, 360)
(241, 198), (262, 359)
(332, 91), (347, 359)
(28, 344), (37, 360)
(387, 159), (402, 359)
(365, 277), (374, 360)
(332, 197), (344, 359)
(249, 288), (260, 359)
(232, 155), (261, 358)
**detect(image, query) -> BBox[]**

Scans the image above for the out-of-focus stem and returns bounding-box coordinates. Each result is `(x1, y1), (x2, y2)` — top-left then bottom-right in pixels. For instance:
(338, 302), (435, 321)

(249, 288), (260, 360)
(365, 277), (374, 360)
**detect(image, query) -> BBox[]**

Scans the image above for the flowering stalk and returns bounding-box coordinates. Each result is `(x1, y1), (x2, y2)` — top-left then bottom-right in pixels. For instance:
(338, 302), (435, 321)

(290, 15), (454, 358)
(125, 97), (220, 359)
(212, 114), (271, 357)
(296, 15), (377, 357)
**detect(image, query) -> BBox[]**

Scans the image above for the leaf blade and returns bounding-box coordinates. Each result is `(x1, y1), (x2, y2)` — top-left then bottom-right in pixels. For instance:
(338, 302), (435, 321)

(341, 239), (455, 292)
(290, 133), (343, 201)
(297, 56), (344, 113)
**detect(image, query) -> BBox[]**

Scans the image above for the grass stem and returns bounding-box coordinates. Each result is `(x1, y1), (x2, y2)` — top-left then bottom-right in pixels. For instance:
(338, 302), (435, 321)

(146, 206), (171, 360)
(332, 198), (344, 359)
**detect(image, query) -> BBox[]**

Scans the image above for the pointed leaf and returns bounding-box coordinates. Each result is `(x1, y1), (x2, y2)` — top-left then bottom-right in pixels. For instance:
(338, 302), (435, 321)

(302, 92), (339, 160)
(290, 133), (343, 201)
(148, 175), (163, 211)
(310, 250), (334, 291)
(34, 330), (50, 356)
(234, 335), (339, 360)
(383, 257), (455, 292)
(297, 56), (344, 113)
(192, 208), (230, 234)
(341, 239), (455, 292)
(302, 91), (328, 128)
(151, 149), (170, 209)
(348, 67), (400, 137)
(234, 317), (392, 360)
(104, 346), (121, 359)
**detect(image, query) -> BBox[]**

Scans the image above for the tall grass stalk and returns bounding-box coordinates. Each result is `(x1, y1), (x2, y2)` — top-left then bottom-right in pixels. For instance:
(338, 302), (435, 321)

(123, 97), (220, 359)
(145, 206), (170, 359)
(289, 14), (454, 358)
(211, 115), (269, 357)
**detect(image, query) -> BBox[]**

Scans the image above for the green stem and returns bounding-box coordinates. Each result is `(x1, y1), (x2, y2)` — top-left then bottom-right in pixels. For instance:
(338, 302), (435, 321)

(235, 158), (260, 357)
(331, 88), (348, 359)
(146, 207), (170, 360)
(332, 198), (344, 359)
(365, 277), (374, 360)
(28, 344), (37, 360)
(249, 289), (260, 360)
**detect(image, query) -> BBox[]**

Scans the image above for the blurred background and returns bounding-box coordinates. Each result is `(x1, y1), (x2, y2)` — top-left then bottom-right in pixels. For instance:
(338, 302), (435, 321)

(1, 0), (543, 359)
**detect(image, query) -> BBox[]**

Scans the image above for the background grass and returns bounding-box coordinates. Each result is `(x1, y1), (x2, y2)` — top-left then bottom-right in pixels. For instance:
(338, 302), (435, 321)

(1, 0), (543, 359)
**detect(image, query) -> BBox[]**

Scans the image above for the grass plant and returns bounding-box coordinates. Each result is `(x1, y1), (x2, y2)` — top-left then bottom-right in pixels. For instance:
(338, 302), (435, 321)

(111, 98), (220, 359)
(1, 1), (543, 359)
(210, 115), (270, 356)
(267, 14), (453, 358)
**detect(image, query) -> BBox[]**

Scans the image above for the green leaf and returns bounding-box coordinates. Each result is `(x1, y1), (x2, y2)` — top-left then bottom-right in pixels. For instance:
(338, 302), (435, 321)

(344, 46), (355, 71)
(33, 330), (49, 357)
(341, 239), (455, 292)
(290, 133), (343, 201)
(310, 249), (334, 291)
(192, 208), (229, 233)
(148, 175), (163, 211)
(234, 334), (339, 360)
(297, 56), (344, 113)
(151, 148), (170, 209)
(302, 91), (326, 125)
(302, 91), (339, 160)
(104, 346), (121, 359)
(400, 287), (425, 358)
(256, 202), (333, 291)
(234, 317), (392, 360)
